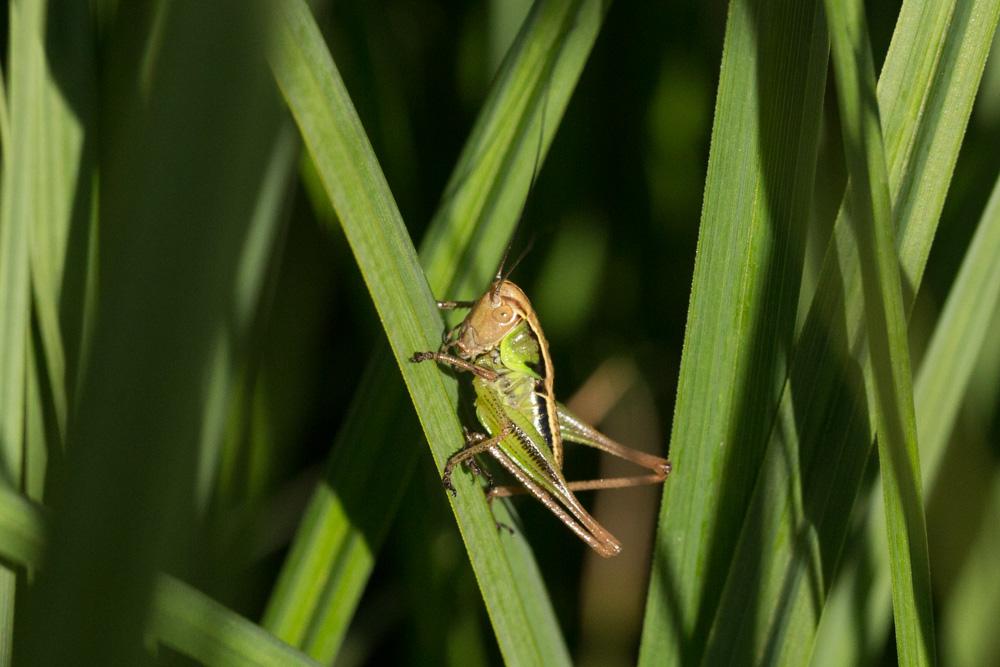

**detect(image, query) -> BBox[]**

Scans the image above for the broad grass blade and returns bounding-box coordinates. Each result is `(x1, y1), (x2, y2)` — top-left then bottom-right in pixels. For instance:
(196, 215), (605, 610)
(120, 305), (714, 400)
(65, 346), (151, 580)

(638, 2), (829, 664)
(0, 0), (55, 659)
(19, 0), (97, 508)
(18, 3), (283, 663)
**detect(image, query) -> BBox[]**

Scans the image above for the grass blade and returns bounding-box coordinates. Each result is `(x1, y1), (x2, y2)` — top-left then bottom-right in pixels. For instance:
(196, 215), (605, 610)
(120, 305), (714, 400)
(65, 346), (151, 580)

(813, 173), (1000, 665)
(638, 2), (829, 664)
(0, 487), (42, 568)
(25, 0), (97, 456)
(150, 576), (322, 667)
(700, 1), (1000, 663)
(0, 0), (91, 652)
(18, 0), (97, 511)
(911, 176), (1000, 474)
(823, 1), (935, 662)
(0, 0), (50, 659)
(18, 3), (283, 663)
(267, 1), (626, 661)
(264, 0), (608, 661)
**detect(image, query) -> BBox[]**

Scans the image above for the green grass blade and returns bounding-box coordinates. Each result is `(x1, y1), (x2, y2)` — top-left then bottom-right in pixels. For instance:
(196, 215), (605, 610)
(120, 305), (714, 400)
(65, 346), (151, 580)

(0, 485), (321, 667)
(0, 487), (43, 571)
(18, 0), (97, 508)
(824, 1), (935, 662)
(0, 65), (8, 158)
(18, 3), (283, 663)
(23, 338), (47, 504)
(263, 355), (418, 658)
(263, 1), (607, 659)
(912, 176), (1000, 469)
(150, 577), (322, 667)
(812, 173), (1000, 666)
(699, 1), (1000, 664)
(0, 0), (49, 659)
(25, 0), (97, 456)
(267, 0), (614, 662)
(638, 2), (829, 664)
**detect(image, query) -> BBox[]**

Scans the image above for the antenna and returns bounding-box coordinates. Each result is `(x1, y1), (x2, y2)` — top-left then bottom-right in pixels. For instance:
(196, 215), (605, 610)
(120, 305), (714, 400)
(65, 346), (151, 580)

(494, 243), (513, 282)
(492, 84), (549, 298)
(501, 235), (535, 282)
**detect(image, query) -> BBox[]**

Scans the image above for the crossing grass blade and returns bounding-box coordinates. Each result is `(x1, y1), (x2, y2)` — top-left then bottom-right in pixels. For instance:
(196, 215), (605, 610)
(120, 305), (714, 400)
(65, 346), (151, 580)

(638, 2), (830, 664)
(812, 172), (1000, 666)
(262, 0), (610, 657)
(824, 0), (935, 662)
(267, 0), (617, 662)
(696, 1), (1000, 664)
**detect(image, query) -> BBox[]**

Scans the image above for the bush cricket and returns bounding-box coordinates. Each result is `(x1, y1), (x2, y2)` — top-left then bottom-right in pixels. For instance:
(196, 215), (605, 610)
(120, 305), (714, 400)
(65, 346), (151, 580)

(411, 263), (672, 557)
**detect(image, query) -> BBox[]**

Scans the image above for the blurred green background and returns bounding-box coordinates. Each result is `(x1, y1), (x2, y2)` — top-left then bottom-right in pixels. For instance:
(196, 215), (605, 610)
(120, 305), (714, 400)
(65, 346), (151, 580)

(0, 0), (998, 665)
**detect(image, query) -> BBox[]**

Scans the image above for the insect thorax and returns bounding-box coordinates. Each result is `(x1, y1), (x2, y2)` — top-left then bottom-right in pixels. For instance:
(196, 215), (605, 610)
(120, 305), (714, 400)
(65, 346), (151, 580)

(472, 322), (553, 449)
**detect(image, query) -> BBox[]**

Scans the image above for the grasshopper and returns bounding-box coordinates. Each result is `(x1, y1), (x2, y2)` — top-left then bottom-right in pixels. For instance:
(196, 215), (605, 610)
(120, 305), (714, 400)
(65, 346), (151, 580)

(411, 266), (671, 557)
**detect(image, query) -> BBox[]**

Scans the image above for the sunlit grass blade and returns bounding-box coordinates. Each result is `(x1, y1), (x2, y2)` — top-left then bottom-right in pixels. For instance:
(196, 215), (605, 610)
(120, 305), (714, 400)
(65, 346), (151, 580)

(638, 2), (829, 664)
(266, 0), (624, 661)
(812, 173), (1000, 665)
(18, 3), (284, 663)
(911, 176), (1000, 474)
(0, 0), (51, 659)
(263, 355), (417, 658)
(151, 577), (322, 667)
(24, 0), (97, 458)
(700, 1), (1000, 664)
(824, 1), (934, 662)
(0, 486), (321, 667)
(264, 0), (607, 661)
(0, 487), (41, 567)
(0, 63), (7, 154)
(17, 0), (97, 513)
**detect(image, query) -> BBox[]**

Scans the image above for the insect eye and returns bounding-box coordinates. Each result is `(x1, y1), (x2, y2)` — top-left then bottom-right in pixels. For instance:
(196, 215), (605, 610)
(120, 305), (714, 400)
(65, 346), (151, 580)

(493, 306), (513, 324)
